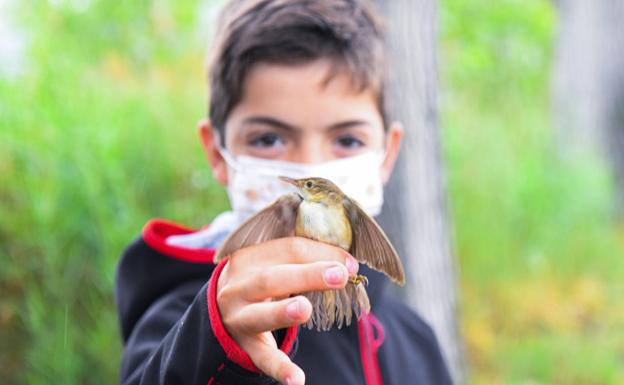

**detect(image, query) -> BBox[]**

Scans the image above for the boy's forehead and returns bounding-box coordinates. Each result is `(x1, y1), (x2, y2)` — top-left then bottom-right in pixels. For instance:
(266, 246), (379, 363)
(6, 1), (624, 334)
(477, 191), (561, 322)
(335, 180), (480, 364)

(226, 60), (384, 136)
(245, 61), (363, 96)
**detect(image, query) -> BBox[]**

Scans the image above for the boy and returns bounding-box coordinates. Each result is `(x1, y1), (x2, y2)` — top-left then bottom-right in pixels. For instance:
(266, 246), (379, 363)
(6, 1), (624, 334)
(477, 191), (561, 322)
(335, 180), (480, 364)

(115, 1), (452, 384)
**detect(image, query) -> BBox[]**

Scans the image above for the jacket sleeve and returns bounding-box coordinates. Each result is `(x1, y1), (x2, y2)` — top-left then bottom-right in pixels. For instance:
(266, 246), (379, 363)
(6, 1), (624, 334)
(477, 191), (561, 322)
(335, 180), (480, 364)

(115, 225), (298, 385)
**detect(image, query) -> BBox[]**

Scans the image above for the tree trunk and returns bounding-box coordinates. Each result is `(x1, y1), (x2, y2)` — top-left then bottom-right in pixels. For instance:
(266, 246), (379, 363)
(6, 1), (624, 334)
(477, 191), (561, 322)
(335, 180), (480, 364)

(374, 0), (465, 383)
(552, 0), (624, 216)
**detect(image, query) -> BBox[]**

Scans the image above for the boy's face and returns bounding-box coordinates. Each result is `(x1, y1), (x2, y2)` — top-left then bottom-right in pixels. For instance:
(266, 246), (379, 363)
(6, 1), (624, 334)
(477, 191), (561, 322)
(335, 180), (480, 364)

(200, 59), (402, 185)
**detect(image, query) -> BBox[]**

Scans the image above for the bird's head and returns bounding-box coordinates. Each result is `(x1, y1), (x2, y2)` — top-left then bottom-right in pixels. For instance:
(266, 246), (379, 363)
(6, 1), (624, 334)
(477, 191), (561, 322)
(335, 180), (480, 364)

(279, 176), (343, 203)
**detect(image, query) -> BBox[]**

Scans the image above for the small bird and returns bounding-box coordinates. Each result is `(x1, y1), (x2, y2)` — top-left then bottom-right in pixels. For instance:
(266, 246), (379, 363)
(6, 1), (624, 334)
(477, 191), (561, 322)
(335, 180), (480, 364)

(215, 176), (405, 331)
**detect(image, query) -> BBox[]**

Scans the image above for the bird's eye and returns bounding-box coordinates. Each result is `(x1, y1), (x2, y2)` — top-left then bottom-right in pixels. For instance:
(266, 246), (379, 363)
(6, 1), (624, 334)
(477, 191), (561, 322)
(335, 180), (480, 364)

(305, 181), (313, 188)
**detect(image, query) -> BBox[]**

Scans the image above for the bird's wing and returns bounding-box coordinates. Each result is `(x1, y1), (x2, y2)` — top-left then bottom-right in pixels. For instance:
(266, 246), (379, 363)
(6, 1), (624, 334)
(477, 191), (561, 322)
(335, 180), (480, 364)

(214, 193), (302, 262)
(344, 196), (405, 285)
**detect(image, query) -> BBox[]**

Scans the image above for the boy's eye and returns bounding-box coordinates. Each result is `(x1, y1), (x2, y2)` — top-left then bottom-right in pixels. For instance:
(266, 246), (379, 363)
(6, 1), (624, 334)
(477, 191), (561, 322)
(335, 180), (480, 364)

(249, 132), (284, 148)
(335, 135), (365, 149)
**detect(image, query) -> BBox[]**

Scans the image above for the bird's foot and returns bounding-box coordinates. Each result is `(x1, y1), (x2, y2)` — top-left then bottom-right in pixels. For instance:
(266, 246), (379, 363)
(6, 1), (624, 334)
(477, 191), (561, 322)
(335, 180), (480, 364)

(349, 274), (368, 286)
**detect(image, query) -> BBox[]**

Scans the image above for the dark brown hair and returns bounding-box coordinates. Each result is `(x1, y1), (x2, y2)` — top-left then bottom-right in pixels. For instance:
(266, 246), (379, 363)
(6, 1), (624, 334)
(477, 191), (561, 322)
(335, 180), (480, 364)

(207, 0), (388, 144)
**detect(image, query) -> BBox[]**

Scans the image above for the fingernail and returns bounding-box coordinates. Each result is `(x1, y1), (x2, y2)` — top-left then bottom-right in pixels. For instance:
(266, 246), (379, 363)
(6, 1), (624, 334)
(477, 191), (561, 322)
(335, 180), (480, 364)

(324, 265), (346, 285)
(286, 299), (301, 319)
(346, 256), (359, 275)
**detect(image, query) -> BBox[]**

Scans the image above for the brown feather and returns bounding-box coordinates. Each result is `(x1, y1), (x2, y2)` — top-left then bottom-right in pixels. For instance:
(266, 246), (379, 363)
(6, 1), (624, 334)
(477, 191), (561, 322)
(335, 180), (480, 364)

(214, 193), (302, 262)
(344, 197), (406, 285)
(302, 284), (369, 331)
(355, 282), (371, 315)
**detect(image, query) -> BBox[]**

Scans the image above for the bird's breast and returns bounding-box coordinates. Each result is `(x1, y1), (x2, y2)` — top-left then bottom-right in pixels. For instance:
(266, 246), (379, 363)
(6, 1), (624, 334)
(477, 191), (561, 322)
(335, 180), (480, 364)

(295, 201), (352, 251)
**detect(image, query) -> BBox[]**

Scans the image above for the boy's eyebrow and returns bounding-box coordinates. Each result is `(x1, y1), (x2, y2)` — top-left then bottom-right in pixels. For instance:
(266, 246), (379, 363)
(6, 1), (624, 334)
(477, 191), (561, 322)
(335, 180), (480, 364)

(327, 120), (372, 131)
(242, 116), (302, 133)
(241, 116), (372, 132)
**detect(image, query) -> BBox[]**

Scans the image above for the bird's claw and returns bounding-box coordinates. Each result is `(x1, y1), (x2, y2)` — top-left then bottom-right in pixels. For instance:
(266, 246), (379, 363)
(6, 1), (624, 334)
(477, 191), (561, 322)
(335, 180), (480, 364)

(349, 274), (368, 286)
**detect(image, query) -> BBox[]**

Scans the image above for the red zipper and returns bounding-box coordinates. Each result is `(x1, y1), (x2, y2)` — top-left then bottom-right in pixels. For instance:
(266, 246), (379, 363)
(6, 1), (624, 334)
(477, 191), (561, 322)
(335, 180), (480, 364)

(358, 313), (385, 385)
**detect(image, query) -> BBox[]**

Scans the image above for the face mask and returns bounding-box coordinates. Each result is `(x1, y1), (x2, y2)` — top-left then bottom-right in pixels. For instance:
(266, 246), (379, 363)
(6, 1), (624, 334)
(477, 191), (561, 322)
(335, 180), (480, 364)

(218, 149), (386, 223)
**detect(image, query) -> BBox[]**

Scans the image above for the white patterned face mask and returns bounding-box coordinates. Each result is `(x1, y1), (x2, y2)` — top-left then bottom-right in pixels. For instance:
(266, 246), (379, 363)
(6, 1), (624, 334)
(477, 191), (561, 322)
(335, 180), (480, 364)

(219, 149), (386, 222)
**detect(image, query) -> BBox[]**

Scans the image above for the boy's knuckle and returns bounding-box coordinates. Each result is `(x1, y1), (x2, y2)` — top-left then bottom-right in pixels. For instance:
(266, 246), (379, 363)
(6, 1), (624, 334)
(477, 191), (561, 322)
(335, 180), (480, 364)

(337, 248), (351, 261)
(275, 357), (291, 381)
(216, 285), (234, 305)
(222, 312), (237, 329)
(288, 237), (308, 259)
(254, 269), (272, 291)
(304, 267), (321, 287)
(231, 309), (259, 335)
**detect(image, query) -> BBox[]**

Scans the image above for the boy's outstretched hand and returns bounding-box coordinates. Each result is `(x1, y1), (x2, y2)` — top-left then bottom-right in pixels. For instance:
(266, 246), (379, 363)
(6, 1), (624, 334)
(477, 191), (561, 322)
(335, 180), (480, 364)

(216, 237), (359, 385)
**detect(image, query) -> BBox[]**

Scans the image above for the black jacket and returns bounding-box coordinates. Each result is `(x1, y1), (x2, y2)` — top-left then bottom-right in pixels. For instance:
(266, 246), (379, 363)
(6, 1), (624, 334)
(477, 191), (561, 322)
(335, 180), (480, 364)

(115, 219), (452, 385)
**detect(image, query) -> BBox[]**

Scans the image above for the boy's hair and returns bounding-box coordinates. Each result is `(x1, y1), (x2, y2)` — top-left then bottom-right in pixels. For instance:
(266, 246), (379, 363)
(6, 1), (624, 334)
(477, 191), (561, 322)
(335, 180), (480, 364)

(207, 0), (388, 144)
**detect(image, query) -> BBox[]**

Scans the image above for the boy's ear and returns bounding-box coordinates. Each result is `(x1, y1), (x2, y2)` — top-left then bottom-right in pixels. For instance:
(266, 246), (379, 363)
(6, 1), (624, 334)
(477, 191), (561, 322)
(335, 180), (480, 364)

(198, 119), (228, 186)
(380, 121), (403, 184)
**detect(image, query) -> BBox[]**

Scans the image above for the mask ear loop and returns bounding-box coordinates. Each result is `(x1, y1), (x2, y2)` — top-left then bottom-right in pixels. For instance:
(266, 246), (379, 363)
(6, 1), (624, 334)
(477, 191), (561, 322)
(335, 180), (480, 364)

(378, 149), (389, 167)
(364, 149), (388, 171)
(218, 147), (239, 172)
(213, 130), (240, 172)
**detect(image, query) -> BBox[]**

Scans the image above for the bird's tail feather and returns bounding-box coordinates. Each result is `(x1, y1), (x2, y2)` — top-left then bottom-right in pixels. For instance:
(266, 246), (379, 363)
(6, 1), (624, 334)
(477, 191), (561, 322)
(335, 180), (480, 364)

(302, 282), (370, 331)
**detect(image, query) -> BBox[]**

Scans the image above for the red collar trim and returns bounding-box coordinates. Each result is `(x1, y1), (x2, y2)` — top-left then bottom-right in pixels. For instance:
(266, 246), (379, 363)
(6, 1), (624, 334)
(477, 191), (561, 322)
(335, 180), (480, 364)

(142, 219), (216, 264)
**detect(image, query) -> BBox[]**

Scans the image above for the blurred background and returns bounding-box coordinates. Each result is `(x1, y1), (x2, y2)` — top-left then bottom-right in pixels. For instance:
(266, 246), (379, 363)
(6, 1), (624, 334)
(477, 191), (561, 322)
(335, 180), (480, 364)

(0, 0), (622, 384)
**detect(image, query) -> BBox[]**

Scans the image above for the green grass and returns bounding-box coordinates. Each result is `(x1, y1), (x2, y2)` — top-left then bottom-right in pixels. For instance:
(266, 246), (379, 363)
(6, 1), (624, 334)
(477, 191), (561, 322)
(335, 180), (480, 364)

(1, 0), (623, 384)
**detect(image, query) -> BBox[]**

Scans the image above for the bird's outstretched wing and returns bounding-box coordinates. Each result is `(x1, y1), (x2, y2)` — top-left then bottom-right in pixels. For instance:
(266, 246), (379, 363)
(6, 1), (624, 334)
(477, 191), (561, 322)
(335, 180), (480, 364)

(344, 197), (406, 285)
(214, 193), (302, 262)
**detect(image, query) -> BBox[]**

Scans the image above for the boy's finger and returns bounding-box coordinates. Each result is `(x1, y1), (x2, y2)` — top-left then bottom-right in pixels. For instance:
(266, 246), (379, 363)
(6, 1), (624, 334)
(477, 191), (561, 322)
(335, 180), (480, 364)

(246, 335), (305, 385)
(239, 262), (350, 301)
(234, 237), (358, 272)
(233, 295), (311, 334)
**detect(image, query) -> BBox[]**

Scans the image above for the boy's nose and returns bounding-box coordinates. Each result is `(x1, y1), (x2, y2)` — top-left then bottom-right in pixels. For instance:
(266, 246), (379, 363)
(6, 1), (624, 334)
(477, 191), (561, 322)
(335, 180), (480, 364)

(292, 152), (326, 164)
(289, 139), (332, 164)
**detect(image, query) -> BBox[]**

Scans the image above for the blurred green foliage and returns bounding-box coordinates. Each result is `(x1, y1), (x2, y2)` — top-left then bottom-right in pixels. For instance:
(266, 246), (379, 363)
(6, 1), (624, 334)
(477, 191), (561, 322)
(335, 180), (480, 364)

(441, 0), (624, 384)
(0, 0), (622, 384)
(0, 1), (228, 384)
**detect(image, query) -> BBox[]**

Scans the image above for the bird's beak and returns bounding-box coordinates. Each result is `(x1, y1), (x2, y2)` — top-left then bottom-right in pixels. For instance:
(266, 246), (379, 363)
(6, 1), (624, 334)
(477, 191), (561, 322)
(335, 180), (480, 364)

(279, 176), (303, 198)
(278, 176), (297, 186)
